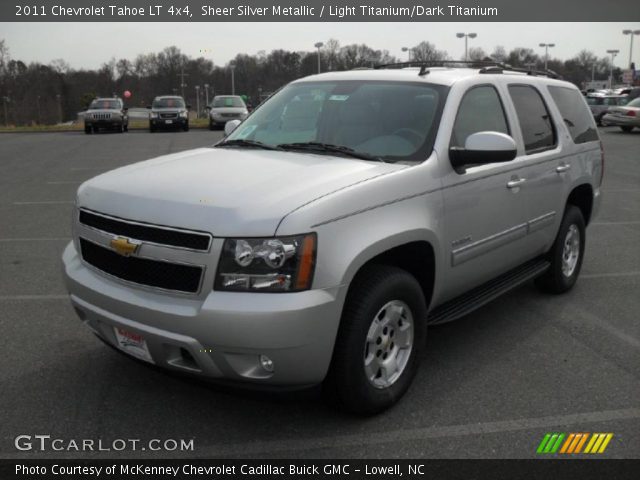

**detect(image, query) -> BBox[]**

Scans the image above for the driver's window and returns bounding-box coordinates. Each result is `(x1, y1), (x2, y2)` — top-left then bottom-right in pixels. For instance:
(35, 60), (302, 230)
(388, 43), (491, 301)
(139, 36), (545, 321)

(451, 86), (509, 148)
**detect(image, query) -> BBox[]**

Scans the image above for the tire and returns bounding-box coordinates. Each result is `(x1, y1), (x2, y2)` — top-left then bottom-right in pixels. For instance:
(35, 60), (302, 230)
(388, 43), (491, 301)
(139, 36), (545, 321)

(84, 126), (91, 134)
(149, 124), (155, 133)
(92, 126), (99, 134)
(183, 122), (189, 132)
(323, 265), (427, 415)
(620, 126), (634, 133)
(535, 205), (586, 294)
(209, 121), (215, 131)
(596, 114), (604, 126)
(123, 123), (128, 132)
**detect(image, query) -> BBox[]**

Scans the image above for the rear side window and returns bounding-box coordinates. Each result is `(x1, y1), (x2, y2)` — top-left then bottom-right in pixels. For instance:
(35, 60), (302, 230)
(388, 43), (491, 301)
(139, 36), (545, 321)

(508, 85), (556, 153)
(548, 86), (598, 144)
(450, 85), (509, 148)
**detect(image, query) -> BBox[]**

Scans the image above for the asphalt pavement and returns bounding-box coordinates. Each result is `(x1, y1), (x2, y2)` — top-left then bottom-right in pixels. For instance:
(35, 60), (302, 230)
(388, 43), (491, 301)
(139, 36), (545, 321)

(0, 127), (638, 459)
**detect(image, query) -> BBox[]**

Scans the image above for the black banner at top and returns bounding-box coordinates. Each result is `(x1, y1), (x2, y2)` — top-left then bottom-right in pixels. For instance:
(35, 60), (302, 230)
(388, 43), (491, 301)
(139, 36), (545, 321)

(2, 0), (640, 22)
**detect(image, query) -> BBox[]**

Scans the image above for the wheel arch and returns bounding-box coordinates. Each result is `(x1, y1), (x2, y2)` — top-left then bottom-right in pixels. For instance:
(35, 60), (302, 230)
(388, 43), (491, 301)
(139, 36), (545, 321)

(566, 183), (594, 226)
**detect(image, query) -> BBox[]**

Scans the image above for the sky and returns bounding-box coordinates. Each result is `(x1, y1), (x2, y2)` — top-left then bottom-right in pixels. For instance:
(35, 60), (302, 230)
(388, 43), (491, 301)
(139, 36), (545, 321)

(2, 22), (640, 69)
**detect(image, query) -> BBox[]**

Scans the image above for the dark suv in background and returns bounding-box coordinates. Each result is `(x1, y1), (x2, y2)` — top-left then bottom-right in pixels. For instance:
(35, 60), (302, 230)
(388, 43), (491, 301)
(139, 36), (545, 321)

(148, 96), (190, 132)
(84, 98), (128, 134)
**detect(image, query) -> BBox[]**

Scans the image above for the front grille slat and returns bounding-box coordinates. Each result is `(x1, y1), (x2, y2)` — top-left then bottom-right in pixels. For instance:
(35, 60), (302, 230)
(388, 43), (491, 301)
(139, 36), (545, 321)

(79, 210), (211, 251)
(80, 239), (202, 293)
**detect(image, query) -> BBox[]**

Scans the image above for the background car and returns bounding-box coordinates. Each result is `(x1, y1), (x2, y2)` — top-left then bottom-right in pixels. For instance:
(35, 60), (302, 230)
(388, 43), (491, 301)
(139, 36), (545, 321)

(148, 96), (190, 132)
(83, 98), (128, 134)
(207, 95), (249, 130)
(602, 97), (640, 132)
(586, 95), (629, 126)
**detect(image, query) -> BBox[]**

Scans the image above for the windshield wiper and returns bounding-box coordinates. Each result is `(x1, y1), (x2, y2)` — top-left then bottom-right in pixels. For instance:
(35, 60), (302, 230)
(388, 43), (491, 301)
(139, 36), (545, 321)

(216, 139), (284, 151)
(276, 142), (387, 162)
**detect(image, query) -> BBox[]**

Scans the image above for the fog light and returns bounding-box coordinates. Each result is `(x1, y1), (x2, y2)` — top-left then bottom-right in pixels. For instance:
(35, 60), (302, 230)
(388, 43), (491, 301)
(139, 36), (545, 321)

(259, 354), (274, 372)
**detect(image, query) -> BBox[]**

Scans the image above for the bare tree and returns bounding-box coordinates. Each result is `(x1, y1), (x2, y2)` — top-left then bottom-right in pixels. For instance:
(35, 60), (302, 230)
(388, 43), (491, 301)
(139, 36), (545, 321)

(410, 42), (448, 62)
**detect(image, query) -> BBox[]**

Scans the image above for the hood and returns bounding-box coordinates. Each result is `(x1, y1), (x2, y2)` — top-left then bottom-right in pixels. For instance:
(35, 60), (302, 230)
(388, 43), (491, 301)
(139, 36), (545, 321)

(86, 109), (122, 114)
(77, 147), (406, 236)
(210, 107), (247, 113)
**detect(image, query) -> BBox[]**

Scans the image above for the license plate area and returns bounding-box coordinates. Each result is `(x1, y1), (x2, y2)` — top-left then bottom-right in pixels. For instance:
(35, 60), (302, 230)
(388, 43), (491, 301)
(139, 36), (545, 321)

(113, 327), (154, 364)
(165, 119), (173, 124)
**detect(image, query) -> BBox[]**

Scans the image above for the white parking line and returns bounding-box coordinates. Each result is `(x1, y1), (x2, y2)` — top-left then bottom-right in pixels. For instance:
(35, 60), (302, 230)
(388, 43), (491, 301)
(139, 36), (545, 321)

(0, 237), (70, 242)
(194, 407), (640, 457)
(592, 221), (640, 226)
(46, 181), (81, 185)
(12, 201), (74, 205)
(0, 294), (68, 301)
(581, 271), (640, 278)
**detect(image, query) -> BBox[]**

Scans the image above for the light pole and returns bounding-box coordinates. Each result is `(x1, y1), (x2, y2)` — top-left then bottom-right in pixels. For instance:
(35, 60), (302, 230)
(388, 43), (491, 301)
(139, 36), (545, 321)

(204, 83), (209, 107)
(314, 42), (323, 73)
(456, 33), (477, 61)
(2, 96), (9, 127)
(56, 94), (62, 124)
(401, 47), (410, 62)
(622, 29), (640, 68)
(177, 66), (189, 99)
(230, 65), (236, 95)
(195, 85), (200, 118)
(539, 43), (555, 70)
(606, 49), (620, 89)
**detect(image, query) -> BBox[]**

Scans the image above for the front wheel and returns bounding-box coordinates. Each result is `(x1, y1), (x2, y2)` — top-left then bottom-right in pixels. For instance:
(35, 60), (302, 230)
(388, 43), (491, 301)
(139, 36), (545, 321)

(620, 126), (634, 133)
(536, 205), (586, 294)
(84, 125), (91, 134)
(323, 265), (427, 415)
(183, 122), (189, 132)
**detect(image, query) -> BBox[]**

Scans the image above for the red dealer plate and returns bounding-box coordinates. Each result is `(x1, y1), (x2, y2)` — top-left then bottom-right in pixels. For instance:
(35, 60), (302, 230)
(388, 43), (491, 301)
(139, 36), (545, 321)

(113, 327), (154, 364)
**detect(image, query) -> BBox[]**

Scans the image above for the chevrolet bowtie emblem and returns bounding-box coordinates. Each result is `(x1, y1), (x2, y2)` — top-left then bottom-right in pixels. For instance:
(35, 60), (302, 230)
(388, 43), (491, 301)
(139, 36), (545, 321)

(110, 236), (141, 257)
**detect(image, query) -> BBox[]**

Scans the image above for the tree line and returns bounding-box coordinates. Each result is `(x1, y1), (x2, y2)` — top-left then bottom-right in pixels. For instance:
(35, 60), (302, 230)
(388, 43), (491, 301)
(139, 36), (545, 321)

(0, 38), (624, 126)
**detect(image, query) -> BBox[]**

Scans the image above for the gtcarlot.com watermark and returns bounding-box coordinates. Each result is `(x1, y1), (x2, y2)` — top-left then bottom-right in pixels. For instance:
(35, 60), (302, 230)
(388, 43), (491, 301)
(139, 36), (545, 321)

(14, 435), (194, 452)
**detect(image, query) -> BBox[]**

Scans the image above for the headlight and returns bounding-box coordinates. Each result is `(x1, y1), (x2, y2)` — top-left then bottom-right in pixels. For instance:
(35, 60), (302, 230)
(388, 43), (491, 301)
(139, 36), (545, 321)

(215, 233), (316, 292)
(150, 112), (158, 118)
(179, 110), (188, 118)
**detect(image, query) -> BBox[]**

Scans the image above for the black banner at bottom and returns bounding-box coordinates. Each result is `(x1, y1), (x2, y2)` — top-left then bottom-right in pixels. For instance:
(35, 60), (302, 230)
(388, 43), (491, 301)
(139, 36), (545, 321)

(2, 459), (639, 479)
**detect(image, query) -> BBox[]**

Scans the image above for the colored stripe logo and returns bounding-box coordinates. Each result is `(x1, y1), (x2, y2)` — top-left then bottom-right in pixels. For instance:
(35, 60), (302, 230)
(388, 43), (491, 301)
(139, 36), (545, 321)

(537, 433), (613, 454)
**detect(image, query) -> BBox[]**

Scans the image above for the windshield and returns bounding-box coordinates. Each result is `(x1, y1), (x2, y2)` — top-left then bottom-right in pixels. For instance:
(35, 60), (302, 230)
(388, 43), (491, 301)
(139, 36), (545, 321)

(89, 99), (122, 110)
(225, 81), (447, 162)
(152, 97), (185, 109)
(627, 97), (640, 108)
(212, 96), (246, 108)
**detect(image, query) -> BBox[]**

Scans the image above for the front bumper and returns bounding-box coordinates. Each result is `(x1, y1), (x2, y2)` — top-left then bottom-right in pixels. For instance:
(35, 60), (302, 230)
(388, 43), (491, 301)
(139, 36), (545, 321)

(150, 116), (188, 128)
(85, 118), (124, 127)
(602, 114), (640, 127)
(62, 242), (342, 387)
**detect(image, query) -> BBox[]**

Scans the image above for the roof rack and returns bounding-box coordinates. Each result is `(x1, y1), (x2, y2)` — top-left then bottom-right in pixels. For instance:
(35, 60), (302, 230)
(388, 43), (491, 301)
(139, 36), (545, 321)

(374, 60), (561, 79)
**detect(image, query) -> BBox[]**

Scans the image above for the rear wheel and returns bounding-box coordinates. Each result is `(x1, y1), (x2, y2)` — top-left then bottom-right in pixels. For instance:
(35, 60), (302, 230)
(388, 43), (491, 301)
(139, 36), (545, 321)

(535, 205), (586, 294)
(323, 265), (427, 415)
(620, 126), (634, 133)
(209, 120), (215, 131)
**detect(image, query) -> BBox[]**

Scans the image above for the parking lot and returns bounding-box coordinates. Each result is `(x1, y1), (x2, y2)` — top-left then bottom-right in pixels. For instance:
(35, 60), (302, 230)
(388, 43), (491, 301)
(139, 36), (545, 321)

(0, 128), (638, 459)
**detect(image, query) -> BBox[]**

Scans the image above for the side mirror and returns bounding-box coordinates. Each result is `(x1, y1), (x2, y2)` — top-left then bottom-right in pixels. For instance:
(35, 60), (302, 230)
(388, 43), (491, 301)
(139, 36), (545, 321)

(186, 104), (192, 110)
(205, 106), (211, 111)
(224, 119), (242, 136)
(449, 131), (517, 170)
(122, 107), (128, 112)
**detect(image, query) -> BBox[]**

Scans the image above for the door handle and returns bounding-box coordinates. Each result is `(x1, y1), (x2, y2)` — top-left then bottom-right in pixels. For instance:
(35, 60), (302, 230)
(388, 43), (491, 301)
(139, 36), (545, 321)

(507, 178), (527, 189)
(556, 164), (571, 173)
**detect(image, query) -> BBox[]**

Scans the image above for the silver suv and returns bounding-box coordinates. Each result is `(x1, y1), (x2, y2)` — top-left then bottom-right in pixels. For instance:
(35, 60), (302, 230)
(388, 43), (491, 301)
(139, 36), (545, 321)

(63, 64), (603, 414)
(207, 95), (249, 130)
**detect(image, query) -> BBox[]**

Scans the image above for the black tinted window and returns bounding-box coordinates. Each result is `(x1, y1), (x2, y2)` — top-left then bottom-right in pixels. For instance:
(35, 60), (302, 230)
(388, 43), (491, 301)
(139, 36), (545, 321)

(548, 86), (598, 144)
(451, 86), (509, 148)
(508, 85), (556, 153)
